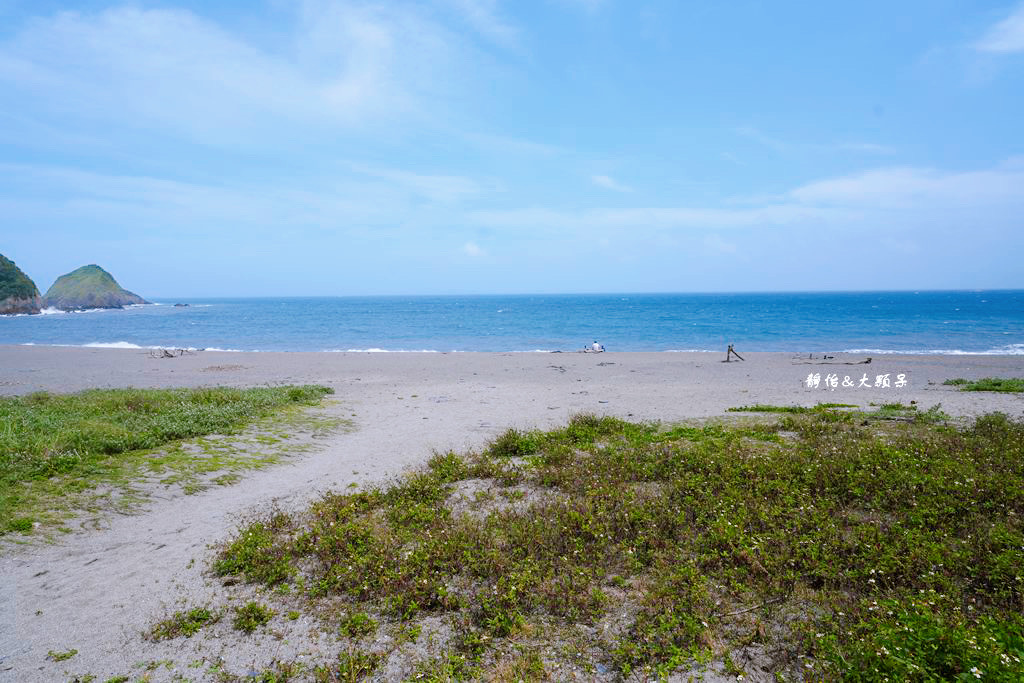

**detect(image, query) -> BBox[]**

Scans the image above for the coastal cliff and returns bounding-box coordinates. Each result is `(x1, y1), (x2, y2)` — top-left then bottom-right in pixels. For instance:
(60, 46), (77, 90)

(43, 264), (149, 311)
(0, 253), (42, 315)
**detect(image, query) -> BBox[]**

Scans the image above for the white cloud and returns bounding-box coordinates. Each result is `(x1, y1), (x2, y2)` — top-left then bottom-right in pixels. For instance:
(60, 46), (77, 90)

(591, 174), (633, 192)
(462, 241), (486, 257)
(975, 3), (1024, 53)
(471, 159), (1024, 237)
(0, 3), (467, 146)
(789, 160), (1024, 208)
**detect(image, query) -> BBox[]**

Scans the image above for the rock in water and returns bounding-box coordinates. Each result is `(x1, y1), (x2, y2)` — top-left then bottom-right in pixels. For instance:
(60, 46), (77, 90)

(43, 264), (149, 311)
(0, 253), (42, 315)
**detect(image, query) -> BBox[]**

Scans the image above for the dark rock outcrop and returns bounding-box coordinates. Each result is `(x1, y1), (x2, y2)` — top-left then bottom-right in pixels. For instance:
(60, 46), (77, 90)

(43, 264), (149, 311)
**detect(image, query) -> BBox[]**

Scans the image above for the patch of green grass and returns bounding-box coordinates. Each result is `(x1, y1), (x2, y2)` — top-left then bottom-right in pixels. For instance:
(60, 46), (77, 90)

(944, 377), (1024, 392)
(148, 606), (219, 640)
(46, 648), (77, 661)
(728, 402), (859, 413)
(213, 411), (1024, 680)
(233, 601), (275, 634)
(317, 647), (382, 682)
(0, 385), (340, 535)
(863, 401), (950, 424)
(6, 516), (33, 533)
(338, 611), (377, 639)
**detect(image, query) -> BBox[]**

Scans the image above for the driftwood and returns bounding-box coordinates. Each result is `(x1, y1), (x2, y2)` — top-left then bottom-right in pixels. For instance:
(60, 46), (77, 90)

(722, 344), (745, 362)
(792, 356), (872, 365)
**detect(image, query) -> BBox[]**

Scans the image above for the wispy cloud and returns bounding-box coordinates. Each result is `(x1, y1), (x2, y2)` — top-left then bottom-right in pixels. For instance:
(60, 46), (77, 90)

(461, 131), (562, 156)
(462, 241), (487, 257)
(557, 0), (608, 12)
(470, 204), (832, 233)
(591, 174), (633, 192)
(442, 0), (519, 48)
(471, 158), (1024, 236)
(974, 3), (1024, 53)
(347, 163), (483, 203)
(736, 126), (894, 156)
(789, 159), (1024, 208)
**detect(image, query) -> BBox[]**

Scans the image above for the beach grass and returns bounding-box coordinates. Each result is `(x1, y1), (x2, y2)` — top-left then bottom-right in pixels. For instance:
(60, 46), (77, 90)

(0, 385), (338, 535)
(206, 405), (1024, 681)
(944, 377), (1024, 393)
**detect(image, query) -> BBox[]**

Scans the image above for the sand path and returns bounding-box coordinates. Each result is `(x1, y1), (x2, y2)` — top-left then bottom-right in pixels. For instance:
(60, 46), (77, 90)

(1, 347), (1022, 680)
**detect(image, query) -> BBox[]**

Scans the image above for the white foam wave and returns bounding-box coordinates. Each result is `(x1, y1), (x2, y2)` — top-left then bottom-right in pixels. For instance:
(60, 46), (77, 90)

(842, 344), (1024, 356)
(39, 307), (65, 315)
(84, 341), (149, 349)
(328, 348), (442, 353)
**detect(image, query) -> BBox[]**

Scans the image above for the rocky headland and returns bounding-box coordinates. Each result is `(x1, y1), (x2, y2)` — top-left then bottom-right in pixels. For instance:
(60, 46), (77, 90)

(0, 254), (42, 315)
(42, 264), (149, 311)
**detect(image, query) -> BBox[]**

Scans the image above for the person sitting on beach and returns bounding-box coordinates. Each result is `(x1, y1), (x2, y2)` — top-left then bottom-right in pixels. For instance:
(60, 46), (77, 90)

(591, 340), (605, 352)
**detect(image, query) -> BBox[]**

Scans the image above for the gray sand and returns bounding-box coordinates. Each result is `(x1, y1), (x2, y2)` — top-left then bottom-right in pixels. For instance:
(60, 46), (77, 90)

(1, 346), (1022, 680)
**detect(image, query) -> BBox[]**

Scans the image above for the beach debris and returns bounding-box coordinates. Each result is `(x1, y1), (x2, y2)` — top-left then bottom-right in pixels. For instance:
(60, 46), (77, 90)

(723, 344), (745, 362)
(148, 348), (197, 359)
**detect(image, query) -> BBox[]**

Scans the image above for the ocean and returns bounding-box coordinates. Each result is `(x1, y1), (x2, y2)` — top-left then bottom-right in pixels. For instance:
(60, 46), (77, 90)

(1, 291), (1022, 354)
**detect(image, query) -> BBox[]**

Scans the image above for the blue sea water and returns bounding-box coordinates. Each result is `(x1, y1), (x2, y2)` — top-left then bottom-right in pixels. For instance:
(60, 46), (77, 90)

(1, 291), (1022, 354)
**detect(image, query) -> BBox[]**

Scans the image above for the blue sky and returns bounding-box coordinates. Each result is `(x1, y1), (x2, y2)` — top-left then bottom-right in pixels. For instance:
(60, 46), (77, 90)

(2, 0), (1023, 297)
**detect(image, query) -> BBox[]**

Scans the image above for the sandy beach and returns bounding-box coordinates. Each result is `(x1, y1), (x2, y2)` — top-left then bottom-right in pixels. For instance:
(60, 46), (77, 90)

(2, 345), (1023, 681)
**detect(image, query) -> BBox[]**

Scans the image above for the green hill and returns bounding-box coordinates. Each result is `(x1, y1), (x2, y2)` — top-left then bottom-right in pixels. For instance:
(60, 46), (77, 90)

(43, 264), (148, 311)
(0, 254), (42, 315)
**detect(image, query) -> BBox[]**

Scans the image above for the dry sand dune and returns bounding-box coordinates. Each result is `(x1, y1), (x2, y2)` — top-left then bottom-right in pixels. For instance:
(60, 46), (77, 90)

(1, 346), (1022, 681)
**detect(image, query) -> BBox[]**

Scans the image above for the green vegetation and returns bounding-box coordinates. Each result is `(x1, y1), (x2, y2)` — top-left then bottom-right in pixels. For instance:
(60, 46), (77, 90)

(42, 263), (147, 310)
(232, 601), (275, 634)
(329, 647), (383, 681)
(944, 377), (1024, 393)
(338, 611), (378, 639)
(148, 606), (220, 640)
(46, 648), (78, 661)
(0, 253), (41, 312)
(210, 406), (1024, 680)
(728, 403), (857, 414)
(0, 385), (337, 535)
